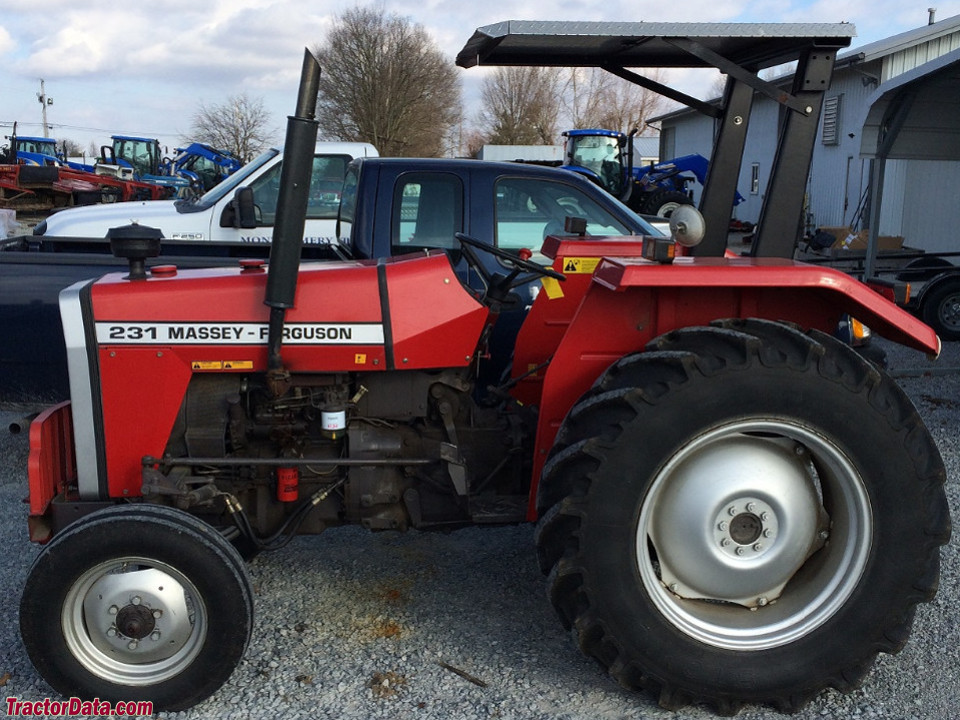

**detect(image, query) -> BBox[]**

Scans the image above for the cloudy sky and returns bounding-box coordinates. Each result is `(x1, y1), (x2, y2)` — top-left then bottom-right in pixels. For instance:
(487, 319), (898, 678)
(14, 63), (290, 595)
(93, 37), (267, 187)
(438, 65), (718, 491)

(1, 1), (958, 156)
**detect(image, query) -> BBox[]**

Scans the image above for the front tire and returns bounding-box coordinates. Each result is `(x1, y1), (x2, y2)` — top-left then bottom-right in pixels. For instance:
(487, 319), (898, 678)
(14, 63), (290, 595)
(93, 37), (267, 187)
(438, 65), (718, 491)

(536, 319), (949, 713)
(637, 189), (693, 218)
(20, 504), (254, 712)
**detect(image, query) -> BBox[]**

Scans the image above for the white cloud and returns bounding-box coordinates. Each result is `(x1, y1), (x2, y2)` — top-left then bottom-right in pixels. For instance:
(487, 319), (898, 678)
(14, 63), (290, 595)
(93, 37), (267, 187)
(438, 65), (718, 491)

(2, 1), (955, 150)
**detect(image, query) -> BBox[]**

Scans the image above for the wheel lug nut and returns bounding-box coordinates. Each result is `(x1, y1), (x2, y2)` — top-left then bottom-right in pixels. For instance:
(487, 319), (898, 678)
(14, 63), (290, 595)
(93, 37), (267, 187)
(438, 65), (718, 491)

(728, 506), (737, 517)
(757, 597), (769, 607)
(720, 538), (731, 547)
(128, 640), (138, 650)
(107, 628), (117, 638)
(718, 521), (727, 531)
(150, 630), (161, 641)
(735, 546), (744, 556)
(108, 605), (119, 615)
(753, 543), (763, 552)
(746, 502), (756, 513)
(669, 583), (679, 593)
(152, 609), (163, 619)
(131, 596), (142, 606)
(760, 512), (769, 521)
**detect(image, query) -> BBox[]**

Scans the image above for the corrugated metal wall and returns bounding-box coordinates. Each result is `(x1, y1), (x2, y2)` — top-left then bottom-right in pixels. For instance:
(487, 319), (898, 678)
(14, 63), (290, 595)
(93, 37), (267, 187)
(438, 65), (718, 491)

(883, 31), (960, 80)
(807, 64), (880, 230)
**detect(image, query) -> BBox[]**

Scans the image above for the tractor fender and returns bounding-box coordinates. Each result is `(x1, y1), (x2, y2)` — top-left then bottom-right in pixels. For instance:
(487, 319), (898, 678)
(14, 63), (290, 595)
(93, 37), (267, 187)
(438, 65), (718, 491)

(522, 255), (940, 519)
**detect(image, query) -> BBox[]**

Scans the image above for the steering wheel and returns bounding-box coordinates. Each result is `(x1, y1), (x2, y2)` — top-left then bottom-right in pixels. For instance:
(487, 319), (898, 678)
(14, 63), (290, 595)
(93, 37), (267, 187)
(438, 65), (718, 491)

(456, 232), (564, 279)
(455, 232), (566, 307)
(455, 232), (565, 308)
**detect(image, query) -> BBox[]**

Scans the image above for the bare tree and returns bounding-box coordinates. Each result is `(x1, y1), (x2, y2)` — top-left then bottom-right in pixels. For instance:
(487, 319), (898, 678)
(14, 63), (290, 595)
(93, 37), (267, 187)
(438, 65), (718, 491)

(59, 138), (85, 157)
(313, 6), (461, 157)
(566, 68), (670, 135)
(565, 68), (614, 129)
(188, 94), (272, 163)
(475, 66), (564, 145)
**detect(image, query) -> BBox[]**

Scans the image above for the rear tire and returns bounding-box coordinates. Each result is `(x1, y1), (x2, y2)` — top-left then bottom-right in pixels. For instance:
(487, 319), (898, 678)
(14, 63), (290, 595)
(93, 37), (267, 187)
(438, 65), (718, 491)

(20, 504), (254, 712)
(536, 319), (949, 713)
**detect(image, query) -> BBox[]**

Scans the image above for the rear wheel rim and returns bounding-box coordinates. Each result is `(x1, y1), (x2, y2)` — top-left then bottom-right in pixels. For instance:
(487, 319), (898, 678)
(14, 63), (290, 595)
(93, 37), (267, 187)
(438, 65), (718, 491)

(637, 419), (872, 651)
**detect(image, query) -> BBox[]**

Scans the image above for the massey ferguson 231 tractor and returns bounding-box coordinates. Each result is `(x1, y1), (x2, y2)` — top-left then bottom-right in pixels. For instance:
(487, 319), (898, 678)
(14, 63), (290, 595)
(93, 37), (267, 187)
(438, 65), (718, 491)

(21, 25), (950, 715)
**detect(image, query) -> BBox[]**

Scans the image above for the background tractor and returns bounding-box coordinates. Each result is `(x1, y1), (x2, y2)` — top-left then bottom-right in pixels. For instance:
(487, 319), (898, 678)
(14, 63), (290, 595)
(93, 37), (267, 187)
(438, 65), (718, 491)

(561, 128), (745, 217)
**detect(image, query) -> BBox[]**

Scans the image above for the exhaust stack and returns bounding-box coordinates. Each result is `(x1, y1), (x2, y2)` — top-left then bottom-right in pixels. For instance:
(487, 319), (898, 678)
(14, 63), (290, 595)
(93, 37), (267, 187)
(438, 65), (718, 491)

(264, 49), (322, 384)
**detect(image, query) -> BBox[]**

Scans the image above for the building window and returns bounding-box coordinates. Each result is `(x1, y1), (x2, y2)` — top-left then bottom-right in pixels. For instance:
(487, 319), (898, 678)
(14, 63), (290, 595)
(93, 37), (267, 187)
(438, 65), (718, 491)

(750, 163), (760, 194)
(821, 95), (842, 145)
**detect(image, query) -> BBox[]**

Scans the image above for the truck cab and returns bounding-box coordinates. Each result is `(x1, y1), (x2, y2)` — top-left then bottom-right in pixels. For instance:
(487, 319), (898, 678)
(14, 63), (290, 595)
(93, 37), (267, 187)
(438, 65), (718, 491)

(34, 141), (379, 244)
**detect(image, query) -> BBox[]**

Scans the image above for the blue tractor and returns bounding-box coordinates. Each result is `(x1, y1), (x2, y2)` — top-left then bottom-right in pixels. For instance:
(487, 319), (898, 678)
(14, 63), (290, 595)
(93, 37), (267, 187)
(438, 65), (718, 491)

(167, 142), (242, 192)
(98, 136), (241, 196)
(98, 135), (194, 194)
(561, 128), (743, 218)
(6, 135), (60, 166)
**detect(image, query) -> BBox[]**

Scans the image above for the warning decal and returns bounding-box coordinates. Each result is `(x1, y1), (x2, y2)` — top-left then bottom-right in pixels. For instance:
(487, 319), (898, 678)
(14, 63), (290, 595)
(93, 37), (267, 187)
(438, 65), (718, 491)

(561, 257), (601, 274)
(191, 360), (255, 371)
(97, 322), (385, 345)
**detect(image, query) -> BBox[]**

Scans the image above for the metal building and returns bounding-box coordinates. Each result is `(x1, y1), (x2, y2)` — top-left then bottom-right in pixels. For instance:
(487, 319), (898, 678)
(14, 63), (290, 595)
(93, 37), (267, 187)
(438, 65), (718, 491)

(653, 13), (960, 252)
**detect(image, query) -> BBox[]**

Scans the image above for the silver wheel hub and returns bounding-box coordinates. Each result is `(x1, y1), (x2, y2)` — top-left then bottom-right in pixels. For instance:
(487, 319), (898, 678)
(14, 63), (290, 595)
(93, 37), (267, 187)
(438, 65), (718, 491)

(638, 419), (872, 651)
(651, 436), (827, 607)
(83, 568), (194, 663)
(63, 559), (206, 685)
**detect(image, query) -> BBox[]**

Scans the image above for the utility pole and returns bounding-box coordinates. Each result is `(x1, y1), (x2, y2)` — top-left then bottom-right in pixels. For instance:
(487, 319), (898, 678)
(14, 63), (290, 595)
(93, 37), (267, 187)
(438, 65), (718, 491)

(37, 79), (53, 137)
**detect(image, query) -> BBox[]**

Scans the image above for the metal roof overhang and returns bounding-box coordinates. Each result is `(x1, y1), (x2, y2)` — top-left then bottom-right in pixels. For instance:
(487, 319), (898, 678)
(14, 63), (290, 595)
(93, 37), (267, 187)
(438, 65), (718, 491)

(457, 21), (855, 258)
(859, 47), (960, 161)
(456, 21), (854, 71)
(856, 48), (960, 277)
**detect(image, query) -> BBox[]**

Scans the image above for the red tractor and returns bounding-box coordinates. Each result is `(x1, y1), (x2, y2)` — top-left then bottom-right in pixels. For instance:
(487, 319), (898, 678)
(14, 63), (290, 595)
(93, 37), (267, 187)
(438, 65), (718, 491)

(20, 31), (950, 715)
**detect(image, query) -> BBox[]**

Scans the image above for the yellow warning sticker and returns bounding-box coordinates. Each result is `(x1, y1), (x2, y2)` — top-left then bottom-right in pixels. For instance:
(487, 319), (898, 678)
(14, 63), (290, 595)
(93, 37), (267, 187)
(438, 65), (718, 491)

(192, 361), (222, 370)
(561, 257), (601, 274)
(223, 360), (254, 370)
(192, 360), (254, 371)
(540, 276), (564, 299)
(355, 353), (367, 365)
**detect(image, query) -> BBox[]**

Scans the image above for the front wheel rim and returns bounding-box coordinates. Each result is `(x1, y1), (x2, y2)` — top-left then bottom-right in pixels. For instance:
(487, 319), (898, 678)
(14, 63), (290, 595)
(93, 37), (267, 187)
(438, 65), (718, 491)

(62, 557), (207, 685)
(637, 419), (872, 651)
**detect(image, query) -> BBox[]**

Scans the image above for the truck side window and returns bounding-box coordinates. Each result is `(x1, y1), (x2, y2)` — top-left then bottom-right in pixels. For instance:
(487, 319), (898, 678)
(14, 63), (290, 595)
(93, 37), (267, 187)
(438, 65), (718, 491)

(494, 177), (632, 253)
(248, 154), (352, 226)
(392, 173), (464, 252)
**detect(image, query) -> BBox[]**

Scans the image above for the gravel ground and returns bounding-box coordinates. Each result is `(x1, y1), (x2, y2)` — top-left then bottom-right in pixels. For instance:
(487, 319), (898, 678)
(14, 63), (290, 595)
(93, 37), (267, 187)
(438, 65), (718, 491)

(1, 337), (957, 720)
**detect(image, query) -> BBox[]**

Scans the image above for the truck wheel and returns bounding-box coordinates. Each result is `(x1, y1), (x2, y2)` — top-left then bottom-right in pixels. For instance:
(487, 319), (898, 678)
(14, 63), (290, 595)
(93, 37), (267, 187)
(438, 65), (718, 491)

(536, 319), (949, 713)
(20, 504), (254, 712)
(921, 278), (960, 340)
(638, 189), (692, 218)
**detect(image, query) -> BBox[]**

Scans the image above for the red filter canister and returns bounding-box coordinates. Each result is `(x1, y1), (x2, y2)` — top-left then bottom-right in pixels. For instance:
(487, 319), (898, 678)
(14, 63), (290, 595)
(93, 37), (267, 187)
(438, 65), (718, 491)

(276, 466), (299, 502)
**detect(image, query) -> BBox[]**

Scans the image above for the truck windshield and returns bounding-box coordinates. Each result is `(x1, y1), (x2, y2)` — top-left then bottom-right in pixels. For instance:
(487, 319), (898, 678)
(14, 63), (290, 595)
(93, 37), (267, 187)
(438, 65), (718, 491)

(113, 138), (158, 178)
(567, 134), (623, 196)
(19, 139), (57, 156)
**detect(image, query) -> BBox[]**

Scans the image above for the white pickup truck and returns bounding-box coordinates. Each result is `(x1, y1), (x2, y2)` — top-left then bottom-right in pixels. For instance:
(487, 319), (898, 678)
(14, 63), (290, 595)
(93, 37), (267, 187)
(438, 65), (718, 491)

(33, 142), (378, 245)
